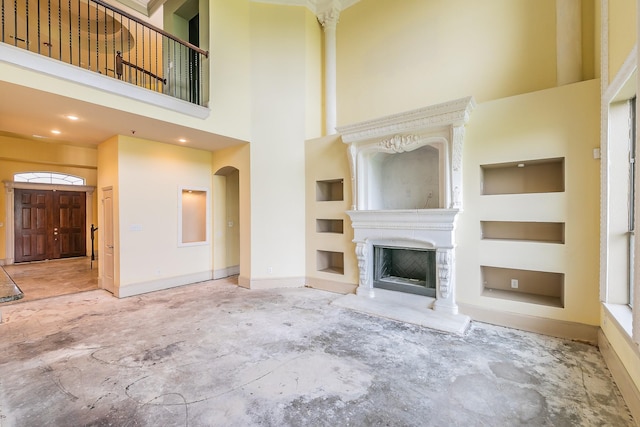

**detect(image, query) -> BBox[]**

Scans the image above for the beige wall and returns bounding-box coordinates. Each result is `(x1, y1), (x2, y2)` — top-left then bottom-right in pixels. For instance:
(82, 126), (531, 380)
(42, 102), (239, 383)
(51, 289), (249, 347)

(99, 135), (214, 295)
(459, 79), (600, 325)
(305, 134), (357, 293)
(608, 0), (636, 84)
(337, 0), (559, 125)
(212, 144), (251, 281)
(246, 3), (318, 284)
(97, 136), (120, 289)
(0, 134), (98, 262)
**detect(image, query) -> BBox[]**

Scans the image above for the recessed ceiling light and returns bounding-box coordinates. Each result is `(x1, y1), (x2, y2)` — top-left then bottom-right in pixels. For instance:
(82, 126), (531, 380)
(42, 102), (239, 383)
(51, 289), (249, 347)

(65, 115), (79, 121)
(51, 129), (61, 135)
(178, 138), (187, 143)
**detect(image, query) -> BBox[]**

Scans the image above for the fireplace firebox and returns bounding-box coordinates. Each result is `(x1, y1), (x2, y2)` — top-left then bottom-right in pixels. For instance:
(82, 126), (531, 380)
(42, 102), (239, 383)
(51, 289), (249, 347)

(373, 246), (436, 297)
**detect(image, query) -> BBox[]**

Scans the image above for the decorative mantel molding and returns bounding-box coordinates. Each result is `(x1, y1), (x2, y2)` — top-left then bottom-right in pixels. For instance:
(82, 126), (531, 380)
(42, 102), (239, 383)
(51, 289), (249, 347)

(338, 97), (475, 144)
(340, 98), (475, 317)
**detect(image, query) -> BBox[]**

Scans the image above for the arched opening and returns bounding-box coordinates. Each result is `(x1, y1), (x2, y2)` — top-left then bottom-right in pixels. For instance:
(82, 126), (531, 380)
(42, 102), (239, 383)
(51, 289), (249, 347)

(213, 166), (240, 279)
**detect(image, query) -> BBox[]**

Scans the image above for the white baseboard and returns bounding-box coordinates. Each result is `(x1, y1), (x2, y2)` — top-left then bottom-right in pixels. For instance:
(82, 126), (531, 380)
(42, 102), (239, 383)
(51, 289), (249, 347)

(213, 265), (240, 280)
(237, 276), (305, 290)
(115, 271), (213, 298)
(599, 329), (640, 425)
(306, 277), (357, 294)
(458, 303), (599, 344)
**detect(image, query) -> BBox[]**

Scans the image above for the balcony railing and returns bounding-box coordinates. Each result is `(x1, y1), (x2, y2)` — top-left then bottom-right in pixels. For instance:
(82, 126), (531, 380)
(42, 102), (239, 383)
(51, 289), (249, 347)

(1, 0), (208, 106)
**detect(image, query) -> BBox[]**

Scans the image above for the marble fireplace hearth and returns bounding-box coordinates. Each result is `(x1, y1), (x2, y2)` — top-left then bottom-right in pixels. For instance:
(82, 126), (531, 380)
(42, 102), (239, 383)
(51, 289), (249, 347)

(333, 97), (475, 333)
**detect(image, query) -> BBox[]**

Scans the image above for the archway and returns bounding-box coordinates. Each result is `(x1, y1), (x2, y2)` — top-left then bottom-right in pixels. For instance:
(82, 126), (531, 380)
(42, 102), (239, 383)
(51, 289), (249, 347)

(213, 166), (240, 279)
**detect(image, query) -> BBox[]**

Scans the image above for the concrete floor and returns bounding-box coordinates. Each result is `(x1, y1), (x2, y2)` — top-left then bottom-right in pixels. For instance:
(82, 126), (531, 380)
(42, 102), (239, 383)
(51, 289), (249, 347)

(0, 278), (634, 426)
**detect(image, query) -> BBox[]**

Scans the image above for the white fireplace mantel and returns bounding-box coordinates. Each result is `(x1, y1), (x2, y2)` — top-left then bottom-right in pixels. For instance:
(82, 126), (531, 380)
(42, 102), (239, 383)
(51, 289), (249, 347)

(338, 97), (475, 316)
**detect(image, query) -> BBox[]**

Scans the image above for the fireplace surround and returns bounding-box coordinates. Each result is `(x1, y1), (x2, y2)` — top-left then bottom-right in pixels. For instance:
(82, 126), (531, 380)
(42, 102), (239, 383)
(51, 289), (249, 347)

(338, 97), (475, 315)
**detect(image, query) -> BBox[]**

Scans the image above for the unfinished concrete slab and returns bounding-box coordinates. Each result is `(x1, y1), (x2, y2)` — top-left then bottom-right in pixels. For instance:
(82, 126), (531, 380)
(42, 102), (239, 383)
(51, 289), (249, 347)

(0, 279), (634, 426)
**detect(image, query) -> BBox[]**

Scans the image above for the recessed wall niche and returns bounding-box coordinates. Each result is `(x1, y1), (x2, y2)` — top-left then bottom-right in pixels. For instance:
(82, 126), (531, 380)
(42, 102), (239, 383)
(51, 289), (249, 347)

(481, 221), (565, 243)
(481, 158), (564, 195)
(481, 265), (564, 307)
(316, 179), (344, 201)
(179, 187), (209, 246)
(317, 250), (344, 274)
(316, 219), (344, 234)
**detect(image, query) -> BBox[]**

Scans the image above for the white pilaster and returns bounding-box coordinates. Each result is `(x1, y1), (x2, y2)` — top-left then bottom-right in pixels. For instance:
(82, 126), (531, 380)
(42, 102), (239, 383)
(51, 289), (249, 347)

(318, 5), (340, 135)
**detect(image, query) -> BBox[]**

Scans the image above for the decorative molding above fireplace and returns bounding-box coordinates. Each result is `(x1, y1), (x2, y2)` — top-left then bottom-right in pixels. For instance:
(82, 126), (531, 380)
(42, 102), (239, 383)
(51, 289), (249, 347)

(337, 97), (475, 316)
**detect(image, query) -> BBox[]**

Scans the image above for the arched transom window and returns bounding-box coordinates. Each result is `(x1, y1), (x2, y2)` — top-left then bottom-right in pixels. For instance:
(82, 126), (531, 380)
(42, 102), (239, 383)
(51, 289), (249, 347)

(14, 172), (85, 186)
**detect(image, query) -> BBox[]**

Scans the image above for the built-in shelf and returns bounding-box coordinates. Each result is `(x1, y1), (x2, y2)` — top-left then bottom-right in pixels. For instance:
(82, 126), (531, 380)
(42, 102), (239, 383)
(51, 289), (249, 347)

(481, 221), (565, 244)
(481, 158), (564, 195)
(481, 266), (563, 308)
(317, 250), (344, 275)
(316, 219), (344, 234)
(316, 179), (344, 202)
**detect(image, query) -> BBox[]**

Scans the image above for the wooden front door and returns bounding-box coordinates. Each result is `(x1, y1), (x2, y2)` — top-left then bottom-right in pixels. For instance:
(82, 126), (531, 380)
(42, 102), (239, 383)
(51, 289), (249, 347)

(14, 189), (86, 263)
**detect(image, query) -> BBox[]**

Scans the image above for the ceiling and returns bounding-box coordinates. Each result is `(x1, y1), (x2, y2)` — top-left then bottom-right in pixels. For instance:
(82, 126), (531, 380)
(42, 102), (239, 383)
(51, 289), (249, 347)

(0, 0), (359, 151)
(0, 79), (244, 151)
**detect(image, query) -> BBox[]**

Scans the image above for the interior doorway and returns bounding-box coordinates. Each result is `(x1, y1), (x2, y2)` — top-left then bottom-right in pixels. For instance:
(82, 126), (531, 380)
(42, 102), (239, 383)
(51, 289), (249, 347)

(213, 167), (240, 279)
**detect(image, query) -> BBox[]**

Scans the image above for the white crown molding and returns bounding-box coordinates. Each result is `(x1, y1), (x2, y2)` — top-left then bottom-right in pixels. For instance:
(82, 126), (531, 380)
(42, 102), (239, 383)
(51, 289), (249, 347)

(251, 0), (359, 15)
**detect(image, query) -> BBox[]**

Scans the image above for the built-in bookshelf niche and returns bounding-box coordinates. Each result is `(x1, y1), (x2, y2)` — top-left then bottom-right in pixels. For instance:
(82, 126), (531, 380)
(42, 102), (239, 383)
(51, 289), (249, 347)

(481, 266), (564, 308)
(316, 219), (344, 234)
(481, 158), (564, 195)
(316, 179), (344, 201)
(317, 250), (344, 275)
(481, 221), (565, 244)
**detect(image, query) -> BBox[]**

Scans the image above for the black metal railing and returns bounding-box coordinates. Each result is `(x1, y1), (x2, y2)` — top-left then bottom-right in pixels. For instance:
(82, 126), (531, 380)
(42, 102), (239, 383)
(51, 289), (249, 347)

(1, 0), (208, 106)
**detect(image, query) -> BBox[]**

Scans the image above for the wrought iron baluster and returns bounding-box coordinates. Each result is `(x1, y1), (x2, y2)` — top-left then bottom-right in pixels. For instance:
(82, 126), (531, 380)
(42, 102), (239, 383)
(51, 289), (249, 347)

(37, 0), (40, 53)
(13, 0), (17, 46)
(25, 0), (28, 49)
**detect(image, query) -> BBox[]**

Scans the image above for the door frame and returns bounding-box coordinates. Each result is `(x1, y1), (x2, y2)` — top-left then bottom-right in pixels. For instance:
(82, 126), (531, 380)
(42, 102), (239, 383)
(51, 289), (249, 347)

(3, 181), (95, 265)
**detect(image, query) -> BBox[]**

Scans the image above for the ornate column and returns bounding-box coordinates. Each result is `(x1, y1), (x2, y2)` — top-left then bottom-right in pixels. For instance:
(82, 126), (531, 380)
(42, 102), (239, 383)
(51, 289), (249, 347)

(434, 248), (458, 314)
(318, 5), (340, 135)
(354, 241), (374, 297)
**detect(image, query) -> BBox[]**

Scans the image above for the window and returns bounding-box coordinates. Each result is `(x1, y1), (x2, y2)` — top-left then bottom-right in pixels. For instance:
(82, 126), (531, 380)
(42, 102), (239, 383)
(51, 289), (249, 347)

(14, 172), (85, 185)
(629, 97), (636, 307)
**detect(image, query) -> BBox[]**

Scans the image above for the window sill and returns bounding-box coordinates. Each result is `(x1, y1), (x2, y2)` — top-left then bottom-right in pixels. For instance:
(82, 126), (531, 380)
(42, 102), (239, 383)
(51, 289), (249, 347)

(603, 302), (633, 338)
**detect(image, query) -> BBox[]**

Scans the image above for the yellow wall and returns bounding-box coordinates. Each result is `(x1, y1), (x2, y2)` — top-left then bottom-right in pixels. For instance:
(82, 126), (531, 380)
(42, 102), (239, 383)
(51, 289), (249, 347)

(337, 0), (558, 125)
(0, 135), (98, 262)
(247, 3), (314, 282)
(115, 136), (213, 290)
(608, 0), (636, 83)
(459, 79), (601, 325)
(97, 136), (120, 288)
(208, 0), (252, 141)
(305, 134), (357, 292)
(212, 144), (251, 280)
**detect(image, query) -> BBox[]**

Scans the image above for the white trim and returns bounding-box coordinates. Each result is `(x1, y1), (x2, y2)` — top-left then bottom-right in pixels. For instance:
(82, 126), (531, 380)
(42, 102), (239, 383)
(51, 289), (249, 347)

(458, 302), (599, 344)
(212, 265), (240, 279)
(598, 329), (640, 423)
(115, 270), (212, 298)
(237, 276), (305, 290)
(0, 43), (210, 119)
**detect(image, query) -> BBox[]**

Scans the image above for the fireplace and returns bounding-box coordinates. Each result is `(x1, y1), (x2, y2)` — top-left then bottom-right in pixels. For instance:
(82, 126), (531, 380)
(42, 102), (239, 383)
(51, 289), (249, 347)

(373, 246), (436, 297)
(337, 97), (475, 315)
